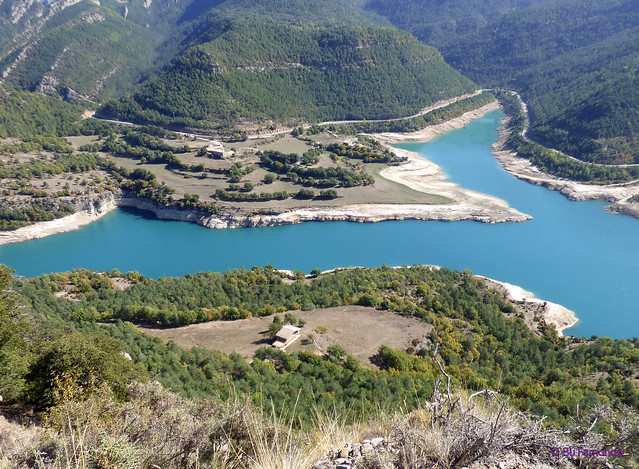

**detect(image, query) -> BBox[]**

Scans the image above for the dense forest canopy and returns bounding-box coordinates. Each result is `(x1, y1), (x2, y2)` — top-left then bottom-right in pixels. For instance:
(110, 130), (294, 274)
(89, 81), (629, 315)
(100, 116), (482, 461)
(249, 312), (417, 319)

(437, 0), (639, 164)
(3, 0), (638, 165)
(99, 21), (475, 128)
(3, 265), (638, 431)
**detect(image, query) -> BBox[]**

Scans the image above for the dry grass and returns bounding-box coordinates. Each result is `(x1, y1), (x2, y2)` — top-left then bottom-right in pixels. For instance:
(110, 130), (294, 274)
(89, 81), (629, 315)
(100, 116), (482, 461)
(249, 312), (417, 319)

(137, 306), (433, 368)
(3, 377), (636, 469)
(247, 408), (352, 469)
(2, 383), (370, 469)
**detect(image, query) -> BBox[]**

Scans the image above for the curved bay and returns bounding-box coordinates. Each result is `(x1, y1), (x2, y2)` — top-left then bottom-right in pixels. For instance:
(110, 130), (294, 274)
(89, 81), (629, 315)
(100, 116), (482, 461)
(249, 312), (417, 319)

(1, 110), (637, 339)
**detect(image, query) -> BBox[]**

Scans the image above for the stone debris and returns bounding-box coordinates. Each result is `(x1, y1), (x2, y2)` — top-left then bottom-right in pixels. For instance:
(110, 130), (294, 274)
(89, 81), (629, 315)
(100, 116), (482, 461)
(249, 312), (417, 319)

(312, 436), (395, 469)
(313, 436), (578, 469)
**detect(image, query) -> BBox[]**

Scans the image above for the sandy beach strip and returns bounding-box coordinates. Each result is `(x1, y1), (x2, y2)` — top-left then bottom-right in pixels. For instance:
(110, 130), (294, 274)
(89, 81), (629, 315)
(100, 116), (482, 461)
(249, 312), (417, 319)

(477, 275), (578, 336)
(0, 199), (118, 246)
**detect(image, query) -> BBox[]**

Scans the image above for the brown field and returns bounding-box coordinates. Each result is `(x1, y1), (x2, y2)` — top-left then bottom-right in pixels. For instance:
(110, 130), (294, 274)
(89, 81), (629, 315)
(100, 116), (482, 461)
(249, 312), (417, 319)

(65, 131), (450, 212)
(137, 306), (433, 368)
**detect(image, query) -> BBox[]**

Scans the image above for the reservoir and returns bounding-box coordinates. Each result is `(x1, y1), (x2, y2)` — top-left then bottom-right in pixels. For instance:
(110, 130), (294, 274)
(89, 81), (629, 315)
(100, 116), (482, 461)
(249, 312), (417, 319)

(1, 109), (638, 339)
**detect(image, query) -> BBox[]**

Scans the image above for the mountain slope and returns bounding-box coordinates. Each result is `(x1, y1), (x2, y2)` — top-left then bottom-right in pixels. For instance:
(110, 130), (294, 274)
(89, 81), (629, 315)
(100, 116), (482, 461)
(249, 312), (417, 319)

(0, 0), (389, 104)
(99, 21), (475, 129)
(0, 0), (172, 102)
(440, 0), (639, 164)
(364, 0), (548, 48)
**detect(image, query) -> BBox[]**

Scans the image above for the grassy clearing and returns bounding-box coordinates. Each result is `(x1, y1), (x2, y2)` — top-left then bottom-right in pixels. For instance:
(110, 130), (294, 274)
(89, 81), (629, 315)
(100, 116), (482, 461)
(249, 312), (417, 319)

(137, 306), (434, 367)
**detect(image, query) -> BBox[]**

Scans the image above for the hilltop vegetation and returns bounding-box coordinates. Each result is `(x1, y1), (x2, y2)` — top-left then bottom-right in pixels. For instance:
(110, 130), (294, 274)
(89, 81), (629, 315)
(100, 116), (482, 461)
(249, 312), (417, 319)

(1, 264), (639, 466)
(100, 21), (475, 130)
(0, 85), (82, 141)
(439, 0), (639, 165)
(10, 265), (639, 425)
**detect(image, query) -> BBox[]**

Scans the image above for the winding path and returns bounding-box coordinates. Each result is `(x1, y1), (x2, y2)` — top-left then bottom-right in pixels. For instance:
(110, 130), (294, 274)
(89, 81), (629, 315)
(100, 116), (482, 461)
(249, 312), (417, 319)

(91, 89), (639, 171)
(508, 91), (639, 168)
(90, 91), (487, 141)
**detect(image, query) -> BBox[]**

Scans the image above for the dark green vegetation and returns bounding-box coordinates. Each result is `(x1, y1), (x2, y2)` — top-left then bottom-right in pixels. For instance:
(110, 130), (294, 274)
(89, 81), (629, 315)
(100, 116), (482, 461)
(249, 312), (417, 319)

(0, 84), (83, 152)
(259, 150), (374, 188)
(364, 0), (547, 49)
(363, 0), (639, 167)
(0, 265), (145, 407)
(2, 265), (635, 435)
(437, 0), (639, 166)
(497, 91), (639, 183)
(0, 0), (385, 105)
(3, 0), (639, 175)
(100, 21), (474, 130)
(329, 91), (496, 134)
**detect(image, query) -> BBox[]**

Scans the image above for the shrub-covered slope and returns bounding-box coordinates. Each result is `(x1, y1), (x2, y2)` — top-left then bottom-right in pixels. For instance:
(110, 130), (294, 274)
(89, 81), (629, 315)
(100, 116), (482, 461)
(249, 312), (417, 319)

(441, 0), (639, 164)
(99, 21), (475, 129)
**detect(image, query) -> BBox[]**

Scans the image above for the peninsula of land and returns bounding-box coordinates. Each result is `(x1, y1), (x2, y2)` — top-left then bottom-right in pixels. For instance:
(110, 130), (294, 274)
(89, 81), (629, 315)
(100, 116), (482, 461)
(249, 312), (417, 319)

(0, 100), (530, 246)
(490, 110), (639, 220)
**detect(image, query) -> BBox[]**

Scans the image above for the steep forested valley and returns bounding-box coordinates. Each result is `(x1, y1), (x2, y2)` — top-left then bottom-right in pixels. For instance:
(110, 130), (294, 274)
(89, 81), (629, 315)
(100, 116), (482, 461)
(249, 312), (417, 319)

(2, 0), (639, 467)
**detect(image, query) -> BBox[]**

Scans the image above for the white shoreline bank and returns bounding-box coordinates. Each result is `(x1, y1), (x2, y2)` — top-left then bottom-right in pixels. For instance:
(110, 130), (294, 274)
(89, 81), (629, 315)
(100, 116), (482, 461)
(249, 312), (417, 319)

(477, 276), (578, 336)
(491, 116), (639, 219)
(0, 101), (530, 246)
(0, 195), (119, 246)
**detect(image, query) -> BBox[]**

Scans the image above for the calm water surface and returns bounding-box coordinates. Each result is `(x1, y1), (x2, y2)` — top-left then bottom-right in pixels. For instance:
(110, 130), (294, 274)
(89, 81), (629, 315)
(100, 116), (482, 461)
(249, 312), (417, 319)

(2, 110), (638, 338)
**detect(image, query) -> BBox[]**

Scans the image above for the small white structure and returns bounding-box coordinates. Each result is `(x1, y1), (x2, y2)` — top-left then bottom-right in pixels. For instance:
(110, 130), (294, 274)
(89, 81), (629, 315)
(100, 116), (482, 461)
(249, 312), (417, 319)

(206, 141), (225, 158)
(273, 325), (301, 349)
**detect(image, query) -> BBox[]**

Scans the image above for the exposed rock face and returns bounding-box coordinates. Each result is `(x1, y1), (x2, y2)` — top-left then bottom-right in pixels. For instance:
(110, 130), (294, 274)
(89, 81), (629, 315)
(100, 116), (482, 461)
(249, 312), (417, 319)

(71, 192), (119, 215)
(9, 0), (40, 23)
(313, 436), (574, 469)
(201, 203), (530, 229)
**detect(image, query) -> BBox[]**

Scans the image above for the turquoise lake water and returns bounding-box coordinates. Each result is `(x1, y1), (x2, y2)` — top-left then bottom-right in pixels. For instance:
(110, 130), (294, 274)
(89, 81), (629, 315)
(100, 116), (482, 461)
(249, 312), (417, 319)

(2, 109), (638, 339)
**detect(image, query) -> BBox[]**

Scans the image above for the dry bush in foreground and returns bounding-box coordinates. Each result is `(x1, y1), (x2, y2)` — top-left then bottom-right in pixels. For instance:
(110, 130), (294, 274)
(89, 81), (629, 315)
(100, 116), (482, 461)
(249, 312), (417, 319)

(8, 381), (254, 468)
(4, 383), (365, 469)
(3, 378), (637, 469)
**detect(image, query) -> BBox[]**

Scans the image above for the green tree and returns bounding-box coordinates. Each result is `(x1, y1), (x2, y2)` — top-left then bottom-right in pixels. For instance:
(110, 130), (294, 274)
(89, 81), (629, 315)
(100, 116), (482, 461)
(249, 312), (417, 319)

(0, 266), (32, 402)
(267, 316), (283, 339)
(26, 331), (146, 405)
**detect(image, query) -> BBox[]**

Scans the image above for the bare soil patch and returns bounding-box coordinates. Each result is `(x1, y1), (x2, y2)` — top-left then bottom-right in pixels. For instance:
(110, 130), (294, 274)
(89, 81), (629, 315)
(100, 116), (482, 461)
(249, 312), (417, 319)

(137, 306), (433, 368)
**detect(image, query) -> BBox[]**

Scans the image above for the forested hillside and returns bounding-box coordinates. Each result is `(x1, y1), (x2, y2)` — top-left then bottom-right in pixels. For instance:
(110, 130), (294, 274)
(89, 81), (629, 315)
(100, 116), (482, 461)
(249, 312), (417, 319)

(10, 265), (639, 422)
(0, 0), (174, 102)
(364, 0), (547, 48)
(0, 0), (388, 105)
(0, 84), (82, 139)
(439, 0), (639, 164)
(3, 0), (639, 168)
(1, 264), (638, 467)
(100, 21), (474, 129)
(366, 0), (639, 166)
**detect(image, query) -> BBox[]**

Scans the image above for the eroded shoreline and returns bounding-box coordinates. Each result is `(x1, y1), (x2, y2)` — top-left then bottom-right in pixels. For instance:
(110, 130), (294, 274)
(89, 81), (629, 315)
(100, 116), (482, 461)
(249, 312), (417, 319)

(0, 102), (530, 246)
(478, 276), (578, 336)
(491, 116), (639, 218)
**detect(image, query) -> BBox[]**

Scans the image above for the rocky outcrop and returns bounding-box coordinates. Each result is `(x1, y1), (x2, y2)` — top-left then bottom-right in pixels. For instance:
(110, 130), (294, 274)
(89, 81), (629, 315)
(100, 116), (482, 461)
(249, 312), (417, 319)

(201, 204), (530, 228)
(313, 437), (388, 469)
(313, 436), (575, 469)
(491, 118), (639, 220)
